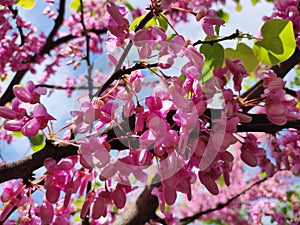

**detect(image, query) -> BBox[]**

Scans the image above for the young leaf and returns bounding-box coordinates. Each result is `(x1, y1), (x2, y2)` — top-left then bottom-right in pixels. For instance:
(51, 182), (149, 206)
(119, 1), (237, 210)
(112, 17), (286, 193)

(29, 133), (45, 152)
(130, 15), (158, 31)
(70, 0), (80, 11)
(32, 142), (46, 152)
(125, 1), (135, 11)
(200, 42), (225, 69)
(156, 15), (168, 32)
(225, 43), (259, 72)
(253, 19), (296, 66)
(15, 0), (35, 9)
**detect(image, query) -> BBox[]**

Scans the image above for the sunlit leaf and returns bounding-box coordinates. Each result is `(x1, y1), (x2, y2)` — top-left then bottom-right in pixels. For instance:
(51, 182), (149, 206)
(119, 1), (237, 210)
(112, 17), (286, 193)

(251, 0), (260, 5)
(12, 132), (23, 137)
(15, 0), (35, 9)
(225, 43), (259, 72)
(235, 4), (242, 11)
(130, 14), (168, 32)
(29, 133), (45, 152)
(253, 19), (296, 66)
(156, 15), (168, 32)
(70, 0), (80, 11)
(32, 142), (46, 152)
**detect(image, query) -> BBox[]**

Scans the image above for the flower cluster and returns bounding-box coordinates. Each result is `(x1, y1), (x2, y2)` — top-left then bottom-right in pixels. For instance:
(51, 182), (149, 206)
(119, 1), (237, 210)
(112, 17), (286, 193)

(0, 4), (45, 77)
(262, 70), (300, 125)
(1, 81), (55, 137)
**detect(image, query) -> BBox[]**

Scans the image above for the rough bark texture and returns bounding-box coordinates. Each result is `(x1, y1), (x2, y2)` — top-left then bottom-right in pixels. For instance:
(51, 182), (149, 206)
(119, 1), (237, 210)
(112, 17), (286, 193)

(113, 185), (159, 225)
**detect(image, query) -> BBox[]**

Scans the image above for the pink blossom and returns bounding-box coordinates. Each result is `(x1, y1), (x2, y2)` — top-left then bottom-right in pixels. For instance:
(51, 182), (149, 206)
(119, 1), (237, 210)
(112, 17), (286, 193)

(106, 3), (129, 40)
(196, 9), (225, 36)
(13, 80), (47, 104)
(79, 135), (110, 169)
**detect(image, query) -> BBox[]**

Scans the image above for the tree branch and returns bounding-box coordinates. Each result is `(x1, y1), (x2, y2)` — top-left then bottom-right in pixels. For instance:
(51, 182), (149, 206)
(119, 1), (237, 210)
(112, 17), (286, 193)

(238, 115), (300, 133)
(179, 177), (268, 225)
(113, 175), (160, 225)
(0, 140), (78, 183)
(95, 62), (158, 97)
(193, 29), (240, 46)
(0, 0), (66, 106)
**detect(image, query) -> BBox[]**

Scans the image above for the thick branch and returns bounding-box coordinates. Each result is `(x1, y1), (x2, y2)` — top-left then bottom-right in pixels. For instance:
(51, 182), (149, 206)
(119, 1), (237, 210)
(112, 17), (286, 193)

(238, 115), (300, 133)
(1, 110), (298, 183)
(113, 175), (160, 225)
(0, 140), (78, 183)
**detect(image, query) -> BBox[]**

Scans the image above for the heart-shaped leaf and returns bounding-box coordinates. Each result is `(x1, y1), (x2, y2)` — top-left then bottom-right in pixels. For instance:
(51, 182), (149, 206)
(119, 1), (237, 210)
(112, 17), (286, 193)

(225, 43), (259, 72)
(253, 19), (296, 66)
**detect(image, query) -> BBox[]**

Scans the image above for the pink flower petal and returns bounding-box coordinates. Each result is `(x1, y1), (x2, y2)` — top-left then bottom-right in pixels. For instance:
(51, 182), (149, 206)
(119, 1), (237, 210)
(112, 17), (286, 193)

(21, 118), (40, 137)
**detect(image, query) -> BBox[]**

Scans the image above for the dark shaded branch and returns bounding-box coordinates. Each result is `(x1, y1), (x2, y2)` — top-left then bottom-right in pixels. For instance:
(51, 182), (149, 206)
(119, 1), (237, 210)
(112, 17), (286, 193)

(0, 70), (25, 106)
(284, 87), (297, 97)
(96, 62), (158, 97)
(39, 0), (66, 55)
(50, 28), (107, 50)
(113, 175), (160, 225)
(179, 177), (268, 225)
(0, 140), (78, 183)
(238, 115), (300, 133)
(94, 10), (155, 97)
(8, 6), (25, 46)
(193, 29), (240, 46)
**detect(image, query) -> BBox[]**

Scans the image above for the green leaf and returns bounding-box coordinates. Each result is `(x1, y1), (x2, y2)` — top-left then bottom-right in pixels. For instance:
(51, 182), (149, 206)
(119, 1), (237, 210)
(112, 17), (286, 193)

(12, 132), (23, 137)
(130, 14), (167, 32)
(130, 14), (146, 31)
(253, 19), (296, 66)
(200, 42), (224, 69)
(225, 43), (259, 72)
(156, 15), (168, 32)
(125, 1), (135, 11)
(167, 33), (177, 41)
(130, 15), (158, 31)
(287, 190), (296, 201)
(216, 174), (225, 186)
(70, 0), (80, 11)
(29, 133), (45, 152)
(29, 133), (44, 146)
(179, 74), (186, 83)
(200, 41), (224, 82)
(251, 0), (260, 5)
(200, 64), (213, 84)
(235, 4), (242, 11)
(32, 142), (46, 152)
(216, 10), (230, 23)
(15, 0), (35, 9)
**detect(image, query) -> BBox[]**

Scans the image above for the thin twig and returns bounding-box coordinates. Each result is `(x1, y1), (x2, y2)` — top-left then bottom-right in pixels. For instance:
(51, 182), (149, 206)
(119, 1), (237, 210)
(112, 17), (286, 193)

(179, 177), (268, 225)
(0, 0), (67, 106)
(93, 10), (155, 98)
(8, 6), (25, 46)
(193, 29), (240, 46)
(79, 0), (93, 100)
(95, 62), (158, 97)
